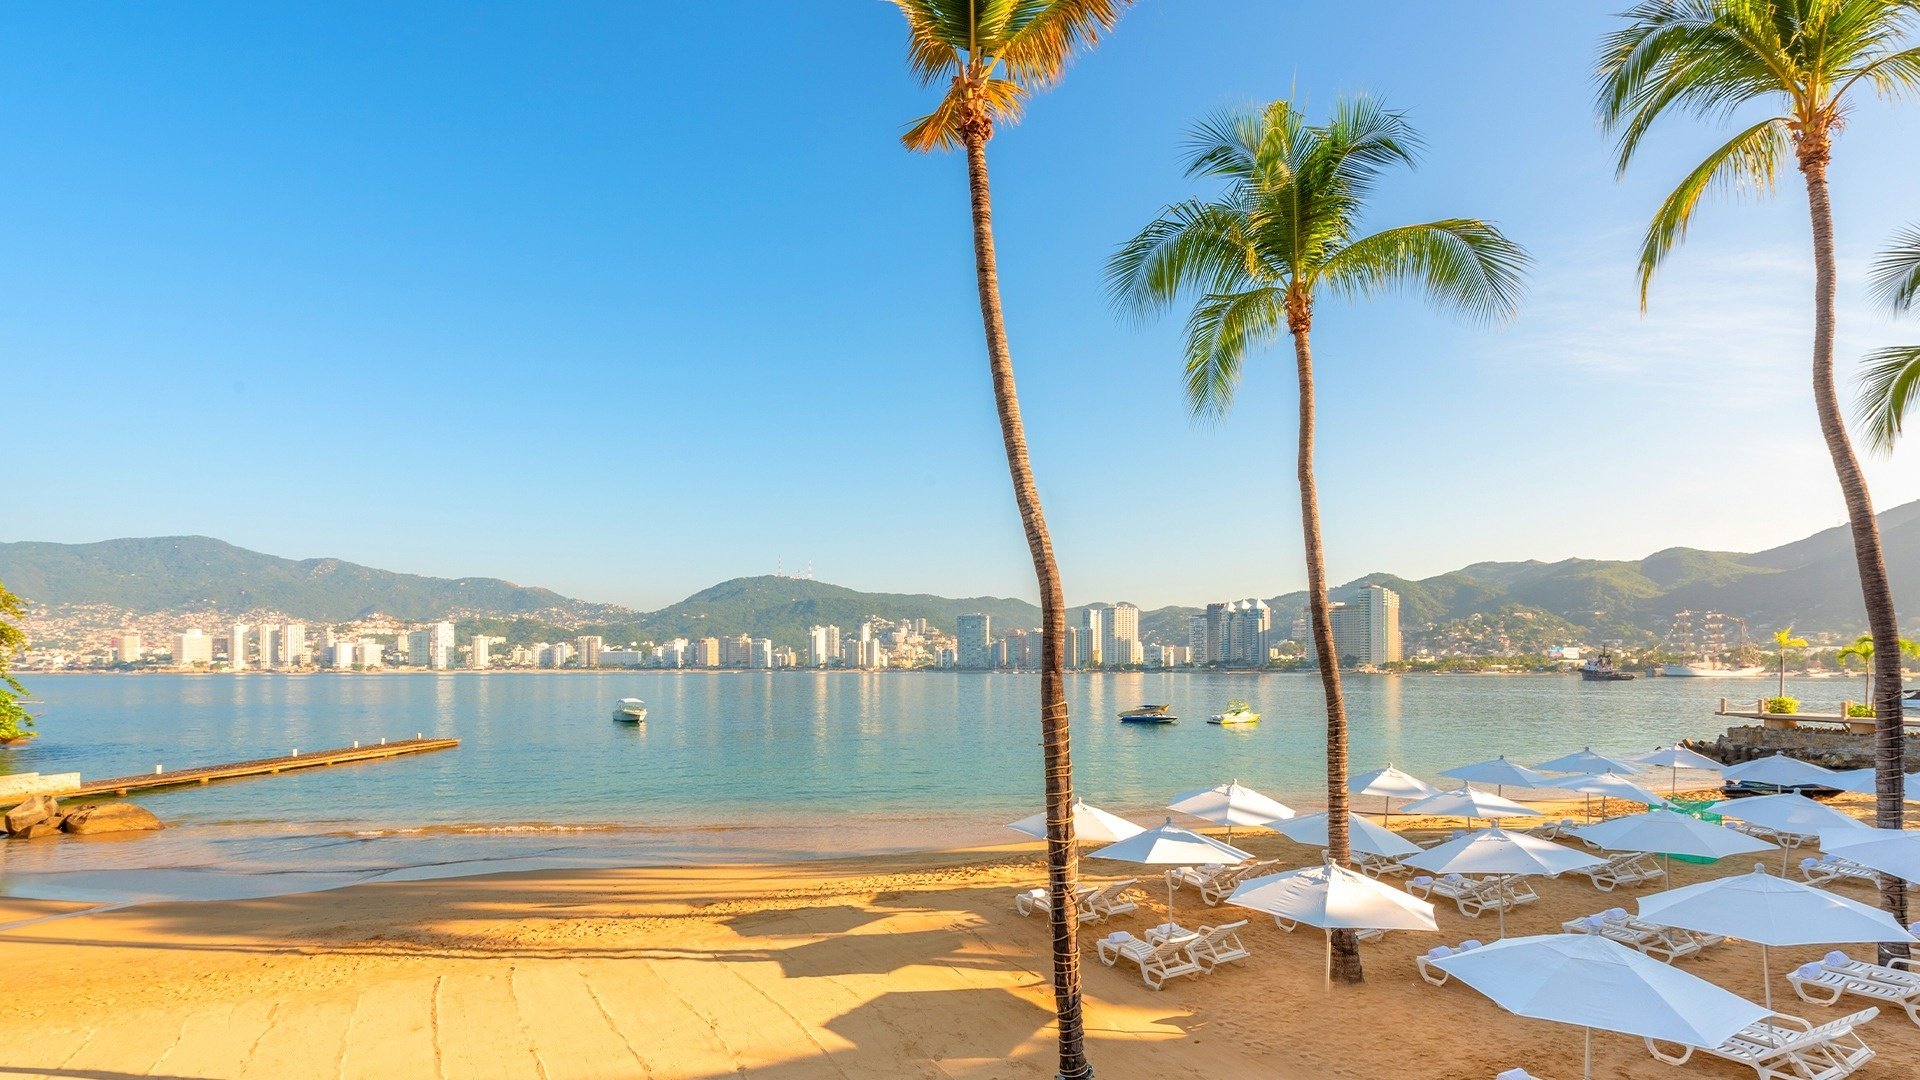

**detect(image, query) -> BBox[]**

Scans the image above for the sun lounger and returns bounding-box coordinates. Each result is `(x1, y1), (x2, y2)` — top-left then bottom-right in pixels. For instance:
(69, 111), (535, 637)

(1014, 883), (1098, 920)
(1530, 817), (1580, 840)
(1820, 950), (1920, 991)
(1409, 874), (1538, 918)
(1791, 961), (1920, 1025)
(1562, 910), (1713, 963)
(1416, 939), (1485, 986)
(1187, 920), (1251, 972)
(1164, 859), (1275, 905)
(1578, 851), (1666, 892)
(1800, 855), (1883, 890)
(1096, 930), (1206, 989)
(1727, 819), (1816, 849)
(1081, 879), (1140, 921)
(1354, 850), (1413, 878)
(1645, 1007), (1878, 1079)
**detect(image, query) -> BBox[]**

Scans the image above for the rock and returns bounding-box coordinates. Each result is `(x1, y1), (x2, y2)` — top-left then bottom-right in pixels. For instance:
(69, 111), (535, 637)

(3, 793), (59, 836)
(14, 819), (61, 839)
(60, 803), (164, 835)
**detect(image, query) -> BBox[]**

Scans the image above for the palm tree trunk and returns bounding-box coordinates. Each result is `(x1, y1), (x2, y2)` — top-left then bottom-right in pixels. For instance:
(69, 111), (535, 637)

(1290, 315), (1363, 985)
(1800, 149), (1908, 950)
(965, 132), (1090, 1079)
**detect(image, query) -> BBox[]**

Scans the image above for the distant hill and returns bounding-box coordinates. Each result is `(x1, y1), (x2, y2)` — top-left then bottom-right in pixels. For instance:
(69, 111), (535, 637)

(0, 536), (622, 623)
(4, 500), (1918, 648)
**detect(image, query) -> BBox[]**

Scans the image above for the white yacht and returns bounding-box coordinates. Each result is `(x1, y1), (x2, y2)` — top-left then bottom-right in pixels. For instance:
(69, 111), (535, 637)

(613, 698), (648, 723)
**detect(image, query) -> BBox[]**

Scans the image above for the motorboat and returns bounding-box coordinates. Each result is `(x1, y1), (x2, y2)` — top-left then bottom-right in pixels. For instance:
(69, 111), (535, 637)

(612, 698), (648, 723)
(1119, 703), (1177, 725)
(1208, 701), (1260, 725)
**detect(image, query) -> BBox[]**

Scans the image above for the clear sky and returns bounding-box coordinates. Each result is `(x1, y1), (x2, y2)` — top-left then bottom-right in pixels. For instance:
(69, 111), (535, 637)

(6, 2), (1918, 612)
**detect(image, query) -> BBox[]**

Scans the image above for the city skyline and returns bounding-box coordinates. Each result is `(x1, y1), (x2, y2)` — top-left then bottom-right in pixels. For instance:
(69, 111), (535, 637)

(7, 2), (1919, 613)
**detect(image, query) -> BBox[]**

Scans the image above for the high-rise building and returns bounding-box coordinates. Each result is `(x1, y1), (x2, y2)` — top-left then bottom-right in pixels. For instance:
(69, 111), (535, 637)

(806, 625), (840, 668)
(1103, 603), (1140, 668)
(258, 625), (280, 668)
(575, 635), (603, 669)
(692, 637), (721, 667)
(1078, 606), (1105, 668)
(469, 635), (498, 670)
(1065, 626), (1081, 670)
(331, 641), (357, 669)
(749, 638), (773, 669)
(1187, 614), (1209, 667)
(1330, 584), (1402, 665)
(360, 637), (385, 668)
(956, 613), (992, 670)
(430, 621), (455, 669)
(173, 629), (213, 667)
(110, 632), (143, 664)
(407, 629), (430, 667)
(227, 624), (249, 669)
(1204, 603), (1231, 664)
(1229, 599), (1271, 666)
(282, 623), (308, 667)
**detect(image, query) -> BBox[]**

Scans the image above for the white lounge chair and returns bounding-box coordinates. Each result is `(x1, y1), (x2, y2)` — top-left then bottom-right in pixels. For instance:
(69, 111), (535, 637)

(1081, 879), (1140, 921)
(1564, 911), (1712, 964)
(1166, 859), (1276, 905)
(1187, 920), (1251, 972)
(1014, 883), (1097, 920)
(1416, 939), (1485, 986)
(1354, 850), (1413, 878)
(1530, 818), (1580, 840)
(1578, 851), (1666, 892)
(1269, 914), (1383, 942)
(1727, 819), (1816, 850)
(1790, 962), (1920, 1025)
(1096, 930), (1205, 990)
(1645, 1007), (1878, 1079)
(1820, 949), (1920, 991)
(1800, 854), (1883, 890)
(1409, 874), (1537, 918)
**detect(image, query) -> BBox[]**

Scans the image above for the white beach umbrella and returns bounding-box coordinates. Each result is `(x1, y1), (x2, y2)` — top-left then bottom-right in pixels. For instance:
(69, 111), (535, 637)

(1166, 780), (1294, 844)
(1534, 747), (1645, 776)
(1439, 756), (1558, 796)
(1266, 811), (1423, 859)
(1823, 768), (1878, 796)
(1398, 786), (1543, 828)
(1004, 799), (1145, 845)
(1722, 753), (1839, 790)
(1820, 828), (1920, 884)
(1348, 764), (1439, 826)
(1709, 793), (1868, 871)
(1572, 807), (1774, 888)
(1090, 817), (1253, 928)
(1637, 863), (1917, 1007)
(1227, 860), (1438, 980)
(1429, 933), (1769, 1080)
(1634, 745), (1726, 796)
(1554, 771), (1667, 822)
(1407, 824), (1606, 936)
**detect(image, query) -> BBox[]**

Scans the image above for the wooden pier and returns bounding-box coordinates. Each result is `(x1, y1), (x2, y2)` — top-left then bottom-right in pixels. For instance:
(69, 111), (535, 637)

(69, 737), (460, 798)
(1716, 697), (1920, 735)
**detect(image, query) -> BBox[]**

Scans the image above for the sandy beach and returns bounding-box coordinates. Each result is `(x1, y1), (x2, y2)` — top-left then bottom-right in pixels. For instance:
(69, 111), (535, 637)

(3, 798), (1916, 1079)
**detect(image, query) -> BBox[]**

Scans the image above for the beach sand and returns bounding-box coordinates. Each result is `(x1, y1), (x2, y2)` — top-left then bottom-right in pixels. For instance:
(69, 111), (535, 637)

(2, 801), (1915, 1079)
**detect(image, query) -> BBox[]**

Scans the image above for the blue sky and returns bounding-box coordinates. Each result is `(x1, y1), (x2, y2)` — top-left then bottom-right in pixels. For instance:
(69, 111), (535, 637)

(5, 1), (1918, 612)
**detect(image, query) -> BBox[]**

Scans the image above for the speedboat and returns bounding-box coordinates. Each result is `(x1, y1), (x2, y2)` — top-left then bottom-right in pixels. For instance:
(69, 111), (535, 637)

(613, 698), (648, 723)
(1119, 703), (1177, 725)
(1208, 701), (1260, 725)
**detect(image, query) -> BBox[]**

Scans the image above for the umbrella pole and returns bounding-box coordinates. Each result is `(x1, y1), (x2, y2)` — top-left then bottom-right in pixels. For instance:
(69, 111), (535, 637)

(1762, 944), (1773, 1010)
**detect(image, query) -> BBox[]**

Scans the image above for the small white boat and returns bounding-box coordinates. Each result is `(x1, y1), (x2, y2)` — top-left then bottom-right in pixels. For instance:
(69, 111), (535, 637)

(613, 698), (648, 723)
(1208, 701), (1260, 725)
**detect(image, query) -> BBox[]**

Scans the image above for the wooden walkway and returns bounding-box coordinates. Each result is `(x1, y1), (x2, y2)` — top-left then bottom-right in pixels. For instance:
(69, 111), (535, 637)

(1716, 697), (1919, 733)
(70, 737), (460, 798)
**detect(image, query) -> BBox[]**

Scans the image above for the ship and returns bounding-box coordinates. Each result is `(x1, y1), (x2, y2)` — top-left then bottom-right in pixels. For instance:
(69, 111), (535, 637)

(1119, 703), (1178, 725)
(1208, 701), (1261, 725)
(612, 698), (648, 723)
(1660, 610), (1766, 678)
(1579, 652), (1636, 681)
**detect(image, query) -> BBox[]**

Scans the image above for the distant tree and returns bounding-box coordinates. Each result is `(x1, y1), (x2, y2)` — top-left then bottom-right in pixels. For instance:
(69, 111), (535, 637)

(1773, 626), (1809, 697)
(889, 3), (1131, 1077)
(1109, 97), (1527, 983)
(1597, 0), (1920, 935)
(1855, 225), (1920, 450)
(0, 579), (34, 743)
(1837, 633), (1920, 702)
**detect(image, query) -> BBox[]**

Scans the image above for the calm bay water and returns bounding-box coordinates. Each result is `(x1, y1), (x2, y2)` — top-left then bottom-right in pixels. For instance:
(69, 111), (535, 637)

(0, 671), (1833, 903)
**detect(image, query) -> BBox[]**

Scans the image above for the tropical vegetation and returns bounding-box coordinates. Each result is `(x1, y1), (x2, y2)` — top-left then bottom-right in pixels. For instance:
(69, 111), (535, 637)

(1109, 97), (1527, 983)
(1596, 0), (1920, 933)
(0, 579), (33, 743)
(890, 2), (1131, 1075)
(1836, 632), (1920, 700)
(1773, 626), (1809, 696)
(1856, 224), (1920, 451)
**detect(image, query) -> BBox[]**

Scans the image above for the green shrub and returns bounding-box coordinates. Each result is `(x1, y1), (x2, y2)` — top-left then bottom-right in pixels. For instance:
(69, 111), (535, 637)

(1764, 696), (1799, 715)
(1846, 703), (1876, 718)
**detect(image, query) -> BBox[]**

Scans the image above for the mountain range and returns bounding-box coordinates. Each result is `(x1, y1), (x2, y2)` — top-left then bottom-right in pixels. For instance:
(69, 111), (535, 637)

(4, 499), (1919, 650)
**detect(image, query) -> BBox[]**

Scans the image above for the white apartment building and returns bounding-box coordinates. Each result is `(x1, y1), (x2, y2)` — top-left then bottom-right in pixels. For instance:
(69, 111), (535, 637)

(111, 632), (143, 664)
(174, 629), (213, 667)
(228, 624), (249, 669)
(956, 613), (992, 670)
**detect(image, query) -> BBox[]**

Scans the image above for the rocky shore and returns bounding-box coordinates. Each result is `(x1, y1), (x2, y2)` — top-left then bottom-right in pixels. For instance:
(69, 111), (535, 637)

(2, 794), (163, 839)
(1684, 723), (1919, 770)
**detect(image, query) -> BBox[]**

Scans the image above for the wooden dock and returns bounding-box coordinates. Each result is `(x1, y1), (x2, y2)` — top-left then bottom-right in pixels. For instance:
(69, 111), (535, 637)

(69, 737), (460, 798)
(1716, 697), (1919, 735)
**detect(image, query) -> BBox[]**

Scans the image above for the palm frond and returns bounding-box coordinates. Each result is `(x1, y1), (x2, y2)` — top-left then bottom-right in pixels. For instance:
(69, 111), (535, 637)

(1182, 287), (1285, 418)
(998, 0), (1128, 88)
(1180, 107), (1274, 182)
(1840, 43), (1920, 97)
(1106, 199), (1259, 321)
(1636, 116), (1788, 307)
(1854, 343), (1920, 453)
(1317, 95), (1422, 200)
(1870, 224), (1920, 313)
(1320, 219), (1530, 325)
(892, 0), (967, 85)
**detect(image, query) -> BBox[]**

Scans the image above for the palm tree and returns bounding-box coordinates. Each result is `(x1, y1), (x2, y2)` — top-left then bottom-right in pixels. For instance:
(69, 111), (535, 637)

(889, 4), (1128, 1076)
(1856, 225), (1920, 450)
(1836, 632), (1920, 702)
(1108, 98), (1527, 984)
(1597, 0), (1920, 935)
(0, 580), (31, 743)
(1773, 626), (1809, 697)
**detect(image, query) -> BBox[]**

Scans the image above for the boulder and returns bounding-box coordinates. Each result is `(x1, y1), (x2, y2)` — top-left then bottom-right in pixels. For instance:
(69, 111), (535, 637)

(60, 803), (164, 835)
(13, 819), (61, 839)
(3, 793), (59, 836)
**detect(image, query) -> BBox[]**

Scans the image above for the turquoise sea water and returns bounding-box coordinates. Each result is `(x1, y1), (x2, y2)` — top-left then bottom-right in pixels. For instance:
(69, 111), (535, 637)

(0, 671), (1833, 903)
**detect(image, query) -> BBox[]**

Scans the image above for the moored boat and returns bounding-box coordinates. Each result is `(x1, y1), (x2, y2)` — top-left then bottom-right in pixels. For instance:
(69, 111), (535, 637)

(612, 698), (648, 723)
(1208, 701), (1260, 725)
(1579, 652), (1635, 682)
(1119, 703), (1177, 725)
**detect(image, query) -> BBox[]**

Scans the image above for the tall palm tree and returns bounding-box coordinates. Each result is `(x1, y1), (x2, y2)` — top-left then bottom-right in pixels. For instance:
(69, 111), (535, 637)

(1596, 0), (1920, 935)
(890, 4), (1128, 1076)
(1856, 225), (1920, 450)
(1837, 632), (1920, 701)
(1773, 625), (1809, 697)
(1108, 98), (1527, 983)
